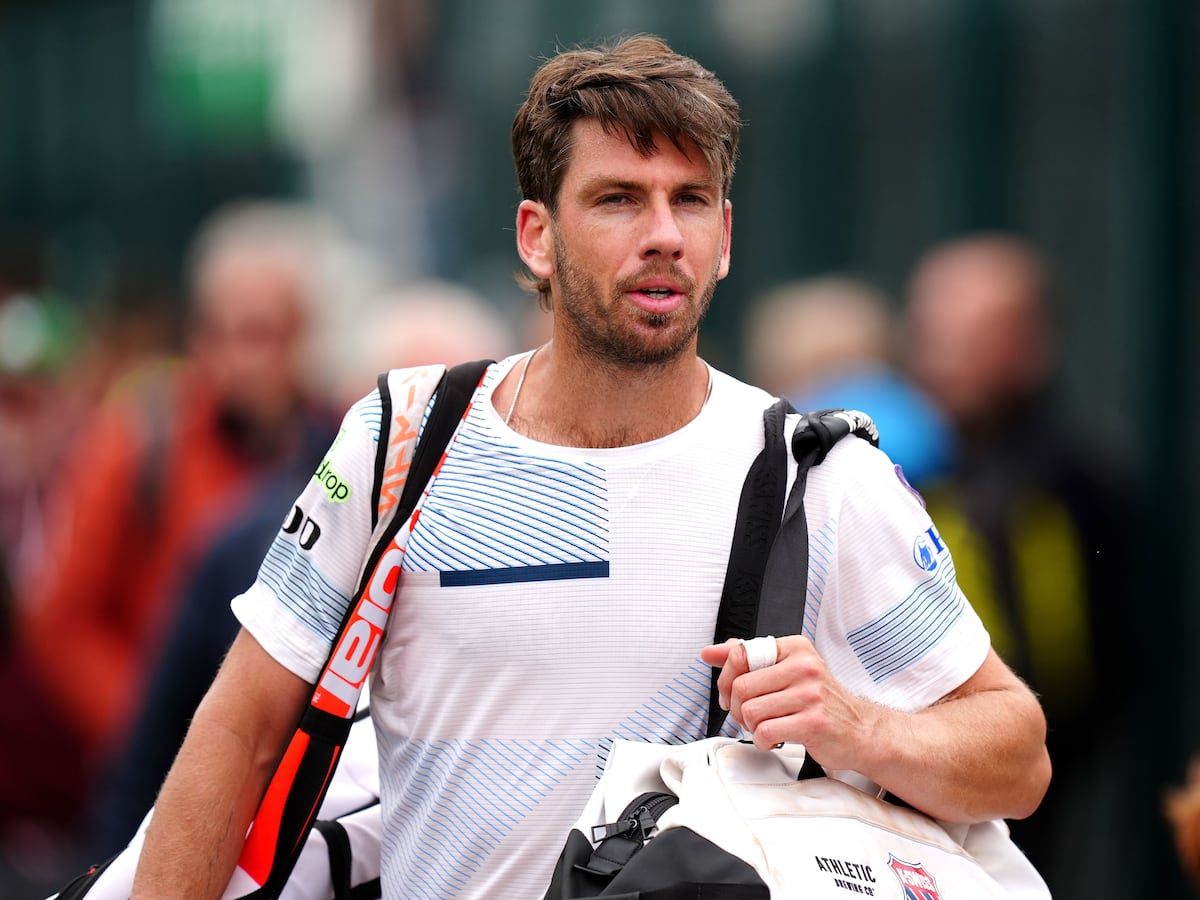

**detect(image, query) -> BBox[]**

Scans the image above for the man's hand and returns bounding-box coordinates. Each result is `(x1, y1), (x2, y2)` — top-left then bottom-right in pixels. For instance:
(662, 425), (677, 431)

(700, 636), (876, 767)
(701, 638), (1051, 823)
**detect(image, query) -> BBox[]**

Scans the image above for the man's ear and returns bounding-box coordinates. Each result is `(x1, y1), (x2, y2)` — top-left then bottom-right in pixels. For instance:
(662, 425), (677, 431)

(516, 199), (555, 279)
(717, 198), (732, 280)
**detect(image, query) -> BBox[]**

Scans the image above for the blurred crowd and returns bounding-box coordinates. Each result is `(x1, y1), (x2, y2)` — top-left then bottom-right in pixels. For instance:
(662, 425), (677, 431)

(746, 235), (1140, 898)
(0, 215), (1189, 899)
(5, 0), (1195, 896)
(0, 200), (519, 897)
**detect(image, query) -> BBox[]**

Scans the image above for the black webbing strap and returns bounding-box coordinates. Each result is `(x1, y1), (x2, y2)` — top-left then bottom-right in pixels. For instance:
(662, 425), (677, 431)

(707, 399), (793, 737)
(314, 809), (386, 900)
(707, 405), (879, 738)
(760, 409), (880, 784)
(315, 819), (352, 900)
(756, 409), (879, 639)
(243, 359), (492, 899)
(369, 373), (394, 531)
(395, 359), (492, 521)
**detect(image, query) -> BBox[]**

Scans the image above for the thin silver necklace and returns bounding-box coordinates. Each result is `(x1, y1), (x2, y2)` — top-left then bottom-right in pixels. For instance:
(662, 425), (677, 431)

(504, 348), (713, 428)
(504, 345), (541, 426)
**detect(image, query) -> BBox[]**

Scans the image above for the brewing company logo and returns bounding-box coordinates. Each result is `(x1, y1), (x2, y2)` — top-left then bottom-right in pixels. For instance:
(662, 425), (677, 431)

(888, 855), (942, 900)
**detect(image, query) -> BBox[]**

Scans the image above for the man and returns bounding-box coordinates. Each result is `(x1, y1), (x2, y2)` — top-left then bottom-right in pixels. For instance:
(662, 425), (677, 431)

(133, 36), (1049, 899)
(90, 277), (514, 858)
(3, 202), (335, 881)
(901, 233), (1131, 896)
(18, 201), (335, 758)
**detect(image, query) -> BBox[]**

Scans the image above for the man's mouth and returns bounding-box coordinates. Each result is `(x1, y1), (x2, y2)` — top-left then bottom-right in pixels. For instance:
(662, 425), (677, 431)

(630, 286), (683, 315)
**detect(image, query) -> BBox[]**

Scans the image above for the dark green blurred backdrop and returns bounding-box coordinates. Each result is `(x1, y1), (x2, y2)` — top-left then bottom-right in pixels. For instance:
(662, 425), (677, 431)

(2, 0), (1196, 894)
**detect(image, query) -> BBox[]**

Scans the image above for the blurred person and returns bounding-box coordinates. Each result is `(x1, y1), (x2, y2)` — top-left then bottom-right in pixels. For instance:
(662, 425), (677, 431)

(0, 292), (84, 611)
(0, 248), (121, 895)
(132, 35), (1047, 899)
(2, 201), (339, 878)
(88, 277), (515, 857)
(0, 241), (184, 897)
(1166, 758), (1200, 893)
(327, 277), (518, 406)
(274, 0), (447, 279)
(0, 262), (181, 605)
(0, 234), (80, 600)
(744, 275), (953, 486)
(901, 232), (1132, 897)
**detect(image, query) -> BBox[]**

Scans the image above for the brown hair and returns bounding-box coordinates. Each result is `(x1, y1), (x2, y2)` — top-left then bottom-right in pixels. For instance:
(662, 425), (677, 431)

(511, 34), (742, 306)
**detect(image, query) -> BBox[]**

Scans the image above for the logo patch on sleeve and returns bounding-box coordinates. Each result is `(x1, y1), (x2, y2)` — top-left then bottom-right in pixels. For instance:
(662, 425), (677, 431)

(912, 525), (946, 572)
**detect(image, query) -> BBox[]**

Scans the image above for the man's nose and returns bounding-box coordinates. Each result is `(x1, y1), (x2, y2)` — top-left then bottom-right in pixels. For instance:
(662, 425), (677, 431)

(639, 199), (684, 259)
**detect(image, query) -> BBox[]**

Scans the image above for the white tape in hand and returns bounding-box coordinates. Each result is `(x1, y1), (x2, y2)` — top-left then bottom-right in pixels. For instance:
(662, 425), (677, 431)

(740, 635), (778, 672)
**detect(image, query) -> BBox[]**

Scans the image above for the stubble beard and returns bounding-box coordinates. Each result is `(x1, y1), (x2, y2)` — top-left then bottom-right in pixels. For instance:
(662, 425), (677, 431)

(553, 244), (719, 370)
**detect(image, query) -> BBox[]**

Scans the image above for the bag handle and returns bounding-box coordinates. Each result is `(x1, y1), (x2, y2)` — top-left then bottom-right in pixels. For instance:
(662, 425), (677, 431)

(234, 359), (492, 898)
(707, 399), (794, 736)
(708, 406), (878, 739)
(760, 410), (896, 794)
(758, 409), (878, 639)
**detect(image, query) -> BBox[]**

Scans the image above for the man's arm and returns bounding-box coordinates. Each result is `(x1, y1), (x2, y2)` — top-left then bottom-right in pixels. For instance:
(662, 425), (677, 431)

(131, 629), (312, 900)
(701, 639), (1051, 824)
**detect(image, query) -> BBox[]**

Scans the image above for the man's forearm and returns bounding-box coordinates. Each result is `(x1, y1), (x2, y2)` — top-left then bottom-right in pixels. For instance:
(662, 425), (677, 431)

(131, 702), (276, 897)
(863, 679), (1051, 824)
(132, 630), (311, 899)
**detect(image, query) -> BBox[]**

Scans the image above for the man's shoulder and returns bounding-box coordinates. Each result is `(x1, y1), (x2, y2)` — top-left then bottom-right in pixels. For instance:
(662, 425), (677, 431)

(707, 366), (777, 411)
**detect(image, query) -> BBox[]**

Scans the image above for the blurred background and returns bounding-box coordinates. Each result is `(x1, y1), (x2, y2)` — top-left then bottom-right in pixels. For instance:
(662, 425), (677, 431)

(1, 0), (1197, 896)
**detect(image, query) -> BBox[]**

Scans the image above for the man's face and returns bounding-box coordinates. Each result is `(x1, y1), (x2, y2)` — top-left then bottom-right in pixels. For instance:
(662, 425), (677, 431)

(905, 257), (1043, 428)
(192, 255), (306, 425)
(543, 119), (731, 367)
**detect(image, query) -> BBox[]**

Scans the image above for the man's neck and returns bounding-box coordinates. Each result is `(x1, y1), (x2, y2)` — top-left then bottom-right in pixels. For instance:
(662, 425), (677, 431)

(498, 344), (712, 448)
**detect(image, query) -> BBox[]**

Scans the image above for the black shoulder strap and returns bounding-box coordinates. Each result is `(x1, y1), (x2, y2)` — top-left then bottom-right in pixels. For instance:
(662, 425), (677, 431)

(238, 359), (492, 900)
(314, 819), (353, 900)
(395, 359), (492, 522)
(707, 406), (878, 737)
(370, 360), (493, 529)
(351, 360), (492, 618)
(756, 409), (879, 641)
(707, 398), (793, 735)
(369, 372), (395, 531)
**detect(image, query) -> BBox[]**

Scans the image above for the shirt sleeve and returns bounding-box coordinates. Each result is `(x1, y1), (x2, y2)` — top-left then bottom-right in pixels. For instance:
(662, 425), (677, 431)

(232, 391), (384, 683)
(803, 436), (991, 712)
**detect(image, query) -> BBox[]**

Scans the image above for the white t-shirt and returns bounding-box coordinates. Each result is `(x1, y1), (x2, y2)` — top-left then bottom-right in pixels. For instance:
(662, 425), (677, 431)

(234, 355), (989, 899)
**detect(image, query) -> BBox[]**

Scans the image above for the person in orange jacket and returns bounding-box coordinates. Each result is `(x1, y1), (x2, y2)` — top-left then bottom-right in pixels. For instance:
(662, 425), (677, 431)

(3, 201), (338, 851)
